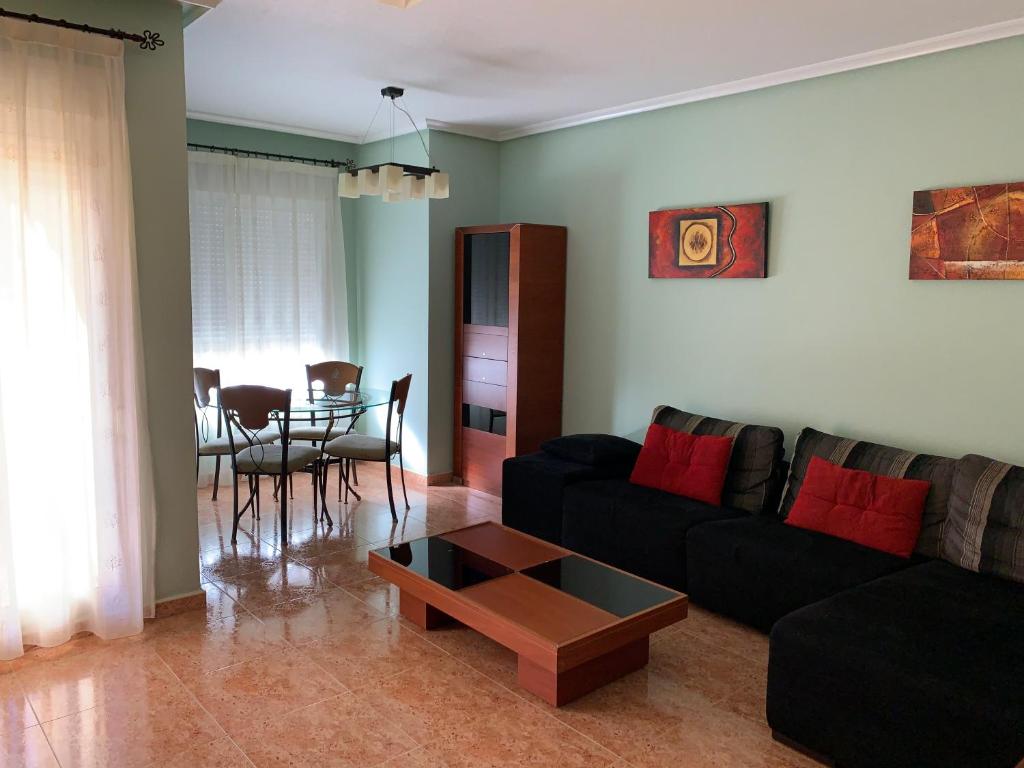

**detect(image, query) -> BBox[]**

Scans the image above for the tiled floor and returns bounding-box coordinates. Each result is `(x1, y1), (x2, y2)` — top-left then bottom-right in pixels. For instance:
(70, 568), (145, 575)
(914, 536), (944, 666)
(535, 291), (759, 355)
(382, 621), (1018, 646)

(1, 464), (818, 768)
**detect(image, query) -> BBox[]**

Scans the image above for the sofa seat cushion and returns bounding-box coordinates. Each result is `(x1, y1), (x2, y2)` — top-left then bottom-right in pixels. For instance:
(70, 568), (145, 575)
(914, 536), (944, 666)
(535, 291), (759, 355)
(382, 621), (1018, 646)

(501, 452), (611, 545)
(562, 478), (743, 590)
(767, 560), (1024, 768)
(686, 516), (914, 632)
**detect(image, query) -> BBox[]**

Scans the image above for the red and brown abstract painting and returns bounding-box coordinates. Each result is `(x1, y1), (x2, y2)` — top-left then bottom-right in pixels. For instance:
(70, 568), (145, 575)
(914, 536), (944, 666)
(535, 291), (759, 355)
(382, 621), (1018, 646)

(910, 182), (1024, 280)
(649, 202), (768, 279)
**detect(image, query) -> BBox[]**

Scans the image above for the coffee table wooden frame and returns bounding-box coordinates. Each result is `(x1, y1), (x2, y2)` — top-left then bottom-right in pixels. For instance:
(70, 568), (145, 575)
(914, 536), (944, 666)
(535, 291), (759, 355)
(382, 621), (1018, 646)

(368, 521), (687, 706)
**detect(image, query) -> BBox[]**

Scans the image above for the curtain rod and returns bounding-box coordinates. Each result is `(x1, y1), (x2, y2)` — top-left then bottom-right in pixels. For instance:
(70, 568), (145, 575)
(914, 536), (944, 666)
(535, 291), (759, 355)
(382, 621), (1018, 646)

(0, 7), (164, 50)
(187, 142), (356, 171)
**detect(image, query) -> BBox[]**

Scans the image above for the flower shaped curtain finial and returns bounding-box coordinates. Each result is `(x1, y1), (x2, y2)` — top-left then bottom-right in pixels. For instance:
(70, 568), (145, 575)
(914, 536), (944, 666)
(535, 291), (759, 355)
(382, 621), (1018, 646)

(140, 31), (164, 51)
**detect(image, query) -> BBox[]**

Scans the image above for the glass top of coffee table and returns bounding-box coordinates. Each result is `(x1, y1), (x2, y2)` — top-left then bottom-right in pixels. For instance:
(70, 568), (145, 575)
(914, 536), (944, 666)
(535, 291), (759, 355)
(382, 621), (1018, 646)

(372, 525), (678, 618)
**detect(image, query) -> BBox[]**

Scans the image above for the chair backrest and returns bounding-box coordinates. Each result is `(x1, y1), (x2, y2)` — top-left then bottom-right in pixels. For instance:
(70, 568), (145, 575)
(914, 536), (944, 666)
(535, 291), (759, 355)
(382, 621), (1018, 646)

(193, 367), (220, 408)
(306, 361), (363, 400)
(193, 367), (222, 443)
(219, 385), (291, 452)
(385, 373), (413, 449)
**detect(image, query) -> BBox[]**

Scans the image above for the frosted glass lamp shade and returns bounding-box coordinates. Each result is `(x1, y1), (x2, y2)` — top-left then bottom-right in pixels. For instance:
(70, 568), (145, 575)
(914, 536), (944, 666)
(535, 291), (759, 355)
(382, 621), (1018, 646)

(357, 168), (381, 195)
(338, 172), (360, 198)
(425, 171), (449, 199)
(401, 174), (426, 200)
(380, 164), (404, 194)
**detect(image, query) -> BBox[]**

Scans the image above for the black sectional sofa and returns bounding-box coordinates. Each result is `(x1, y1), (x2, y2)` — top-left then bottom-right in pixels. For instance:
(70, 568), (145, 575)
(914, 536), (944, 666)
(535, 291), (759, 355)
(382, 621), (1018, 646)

(501, 407), (1024, 768)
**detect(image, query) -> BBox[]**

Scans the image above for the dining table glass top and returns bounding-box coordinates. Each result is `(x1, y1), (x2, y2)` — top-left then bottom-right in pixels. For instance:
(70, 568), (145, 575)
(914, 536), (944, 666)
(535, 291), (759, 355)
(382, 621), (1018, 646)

(279, 387), (390, 414)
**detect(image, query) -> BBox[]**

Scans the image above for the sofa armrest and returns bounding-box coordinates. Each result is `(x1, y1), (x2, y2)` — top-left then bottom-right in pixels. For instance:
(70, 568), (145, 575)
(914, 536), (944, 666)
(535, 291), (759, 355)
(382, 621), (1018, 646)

(540, 433), (641, 476)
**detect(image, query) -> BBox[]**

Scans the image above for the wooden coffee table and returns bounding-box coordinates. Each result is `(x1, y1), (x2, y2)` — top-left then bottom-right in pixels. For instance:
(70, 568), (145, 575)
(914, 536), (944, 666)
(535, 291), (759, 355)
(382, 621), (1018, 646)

(368, 521), (687, 706)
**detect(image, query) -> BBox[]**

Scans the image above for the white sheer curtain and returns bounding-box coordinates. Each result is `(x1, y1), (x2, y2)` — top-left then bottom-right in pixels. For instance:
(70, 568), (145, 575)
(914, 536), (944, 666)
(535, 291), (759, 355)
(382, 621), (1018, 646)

(188, 151), (347, 390)
(0, 19), (156, 660)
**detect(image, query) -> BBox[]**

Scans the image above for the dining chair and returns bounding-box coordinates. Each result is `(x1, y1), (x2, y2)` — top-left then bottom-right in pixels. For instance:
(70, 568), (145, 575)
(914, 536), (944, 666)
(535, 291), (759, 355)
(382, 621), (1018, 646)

(290, 360), (365, 498)
(219, 385), (325, 544)
(321, 373), (412, 520)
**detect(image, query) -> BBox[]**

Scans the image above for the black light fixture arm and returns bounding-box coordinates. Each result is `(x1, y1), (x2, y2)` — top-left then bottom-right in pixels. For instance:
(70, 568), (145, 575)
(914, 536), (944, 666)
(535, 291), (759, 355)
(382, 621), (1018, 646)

(0, 7), (164, 50)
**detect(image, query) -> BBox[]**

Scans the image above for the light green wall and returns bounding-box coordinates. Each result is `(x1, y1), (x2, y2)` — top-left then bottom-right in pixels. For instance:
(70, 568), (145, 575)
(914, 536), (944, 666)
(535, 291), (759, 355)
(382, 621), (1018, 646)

(353, 133), (432, 473)
(8, 0), (199, 600)
(427, 132), (501, 476)
(184, 119), (359, 357)
(498, 36), (1024, 466)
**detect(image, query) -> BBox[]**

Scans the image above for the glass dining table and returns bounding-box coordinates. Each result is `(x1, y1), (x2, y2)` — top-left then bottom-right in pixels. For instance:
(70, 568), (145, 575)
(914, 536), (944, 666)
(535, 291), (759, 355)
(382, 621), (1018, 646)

(262, 387), (391, 542)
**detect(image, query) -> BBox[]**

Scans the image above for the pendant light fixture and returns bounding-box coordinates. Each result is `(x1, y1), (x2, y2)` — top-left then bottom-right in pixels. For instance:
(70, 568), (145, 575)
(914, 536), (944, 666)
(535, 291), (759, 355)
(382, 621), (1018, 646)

(339, 86), (449, 202)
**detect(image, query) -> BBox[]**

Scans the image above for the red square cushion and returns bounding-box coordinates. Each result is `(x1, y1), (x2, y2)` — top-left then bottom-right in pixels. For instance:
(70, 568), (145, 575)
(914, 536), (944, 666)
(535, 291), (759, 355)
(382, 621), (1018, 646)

(629, 424), (733, 506)
(785, 456), (931, 558)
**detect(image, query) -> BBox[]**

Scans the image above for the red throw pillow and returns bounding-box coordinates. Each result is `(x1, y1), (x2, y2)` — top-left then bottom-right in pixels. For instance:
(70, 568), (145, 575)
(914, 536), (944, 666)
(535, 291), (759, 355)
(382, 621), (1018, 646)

(785, 456), (931, 558)
(629, 424), (733, 506)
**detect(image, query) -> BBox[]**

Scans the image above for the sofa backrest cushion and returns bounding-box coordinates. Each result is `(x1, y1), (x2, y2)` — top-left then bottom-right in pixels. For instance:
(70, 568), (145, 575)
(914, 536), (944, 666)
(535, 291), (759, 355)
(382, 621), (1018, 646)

(942, 454), (1024, 584)
(629, 424), (734, 506)
(652, 406), (785, 516)
(779, 427), (956, 558)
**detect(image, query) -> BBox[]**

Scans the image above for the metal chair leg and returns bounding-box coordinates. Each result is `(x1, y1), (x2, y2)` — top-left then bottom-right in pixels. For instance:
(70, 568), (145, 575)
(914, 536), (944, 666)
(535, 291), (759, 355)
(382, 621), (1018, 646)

(212, 455), (221, 501)
(343, 460), (349, 504)
(338, 458), (343, 502)
(230, 471), (240, 543)
(312, 464), (319, 520)
(398, 449), (410, 509)
(289, 473), (294, 499)
(351, 461), (359, 487)
(385, 459), (397, 522)
(280, 470), (288, 547)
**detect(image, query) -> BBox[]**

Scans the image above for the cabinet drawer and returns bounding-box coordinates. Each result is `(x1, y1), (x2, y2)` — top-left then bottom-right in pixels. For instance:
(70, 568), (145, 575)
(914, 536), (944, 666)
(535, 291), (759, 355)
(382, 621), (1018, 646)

(464, 357), (507, 386)
(464, 332), (508, 361)
(462, 380), (506, 411)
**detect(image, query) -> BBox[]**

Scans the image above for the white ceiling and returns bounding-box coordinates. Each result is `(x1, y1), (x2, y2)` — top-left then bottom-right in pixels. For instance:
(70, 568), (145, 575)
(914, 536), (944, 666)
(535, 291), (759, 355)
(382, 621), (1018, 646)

(184, 0), (1024, 143)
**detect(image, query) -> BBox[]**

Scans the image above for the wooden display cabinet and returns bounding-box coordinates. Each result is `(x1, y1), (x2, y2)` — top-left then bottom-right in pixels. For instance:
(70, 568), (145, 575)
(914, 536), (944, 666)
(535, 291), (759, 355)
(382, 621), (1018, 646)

(453, 224), (567, 495)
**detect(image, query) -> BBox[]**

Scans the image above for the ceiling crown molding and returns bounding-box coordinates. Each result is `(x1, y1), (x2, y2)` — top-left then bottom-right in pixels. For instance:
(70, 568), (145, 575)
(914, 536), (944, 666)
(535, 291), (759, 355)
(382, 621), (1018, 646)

(186, 111), (363, 144)
(496, 17), (1024, 141)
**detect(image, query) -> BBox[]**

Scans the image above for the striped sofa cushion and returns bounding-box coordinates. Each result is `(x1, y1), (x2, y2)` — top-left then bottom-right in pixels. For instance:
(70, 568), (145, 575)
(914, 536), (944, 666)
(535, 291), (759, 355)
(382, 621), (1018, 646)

(651, 406), (785, 516)
(779, 427), (956, 558)
(942, 454), (1024, 584)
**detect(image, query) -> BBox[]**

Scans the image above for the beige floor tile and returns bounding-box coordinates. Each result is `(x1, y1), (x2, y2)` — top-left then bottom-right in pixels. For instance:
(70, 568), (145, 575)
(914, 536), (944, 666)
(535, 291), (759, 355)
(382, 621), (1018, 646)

(188, 649), (345, 737)
(150, 610), (294, 683)
(352, 655), (520, 746)
(410, 697), (620, 767)
(0, 672), (36, 730)
(16, 642), (183, 723)
(301, 617), (449, 690)
(403, 622), (519, 690)
(248, 587), (385, 646)
(675, 605), (771, 666)
(211, 560), (331, 612)
(299, 544), (376, 587)
(0, 724), (59, 768)
(144, 736), (252, 768)
(233, 692), (415, 768)
(341, 577), (401, 617)
(199, 536), (285, 583)
(41, 683), (222, 768)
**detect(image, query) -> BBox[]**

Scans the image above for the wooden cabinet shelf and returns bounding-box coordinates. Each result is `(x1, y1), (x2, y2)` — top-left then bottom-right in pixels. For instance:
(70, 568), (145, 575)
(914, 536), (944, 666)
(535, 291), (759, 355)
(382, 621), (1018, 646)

(454, 224), (567, 495)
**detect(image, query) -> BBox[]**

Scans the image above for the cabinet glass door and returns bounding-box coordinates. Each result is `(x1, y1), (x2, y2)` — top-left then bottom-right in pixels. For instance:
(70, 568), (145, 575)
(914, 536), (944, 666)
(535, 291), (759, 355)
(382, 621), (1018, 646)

(463, 233), (509, 327)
